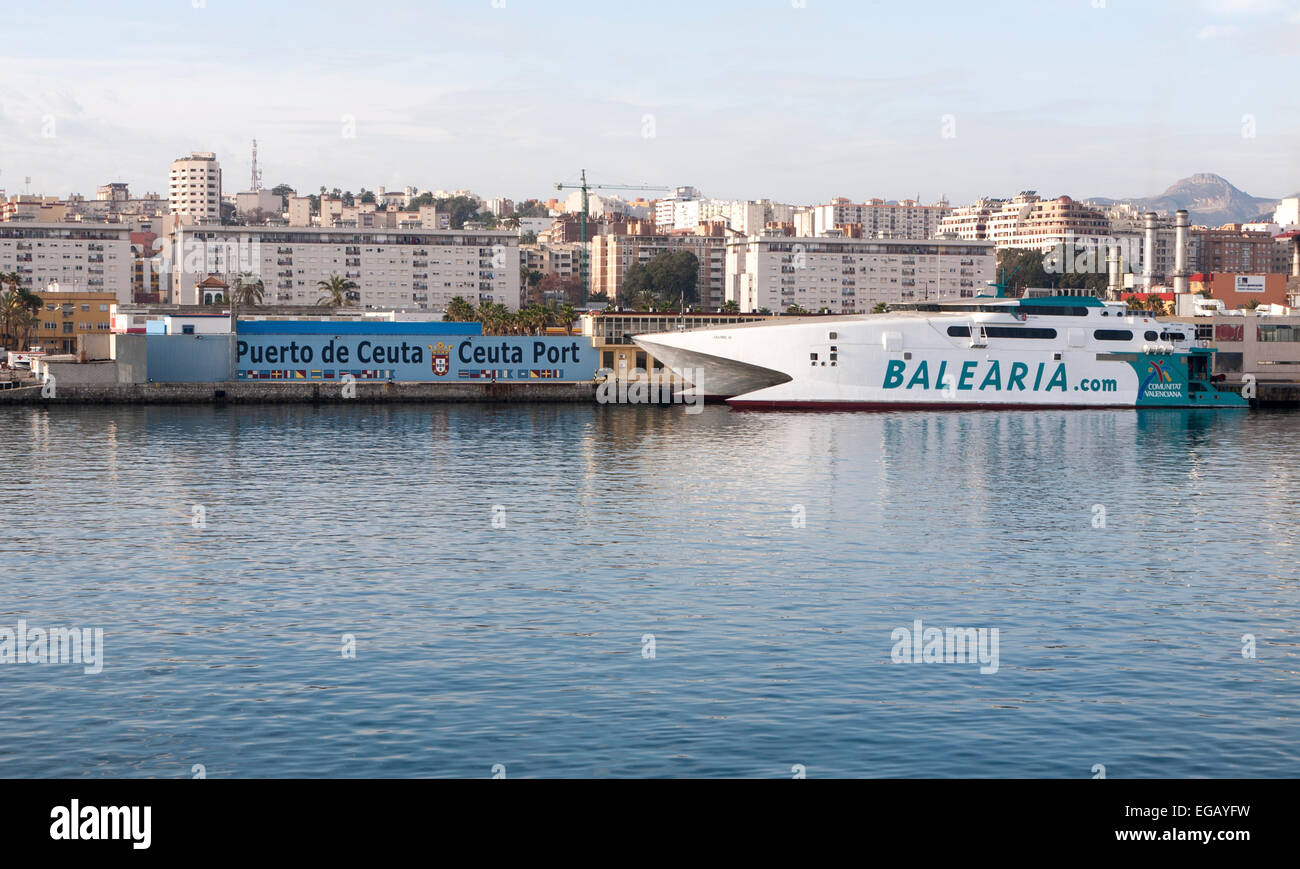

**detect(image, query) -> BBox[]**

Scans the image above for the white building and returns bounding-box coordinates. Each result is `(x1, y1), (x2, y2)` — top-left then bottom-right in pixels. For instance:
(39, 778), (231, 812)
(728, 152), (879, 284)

(165, 225), (520, 311)
(1275, 197), (1300, 229)
(0, 222), (134, 303)
(811, 198), (951, 239)
(169, 152), (223, 224)
(235, 189), (284, 219)
(726, 235), (995, 314)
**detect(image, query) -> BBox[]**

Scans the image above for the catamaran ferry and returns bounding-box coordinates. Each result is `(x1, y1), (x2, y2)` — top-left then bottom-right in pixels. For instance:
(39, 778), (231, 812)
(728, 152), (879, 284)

(633, 296), (1249, 410)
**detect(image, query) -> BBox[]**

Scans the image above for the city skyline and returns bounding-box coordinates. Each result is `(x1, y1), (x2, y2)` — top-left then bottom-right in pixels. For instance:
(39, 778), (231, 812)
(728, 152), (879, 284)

(1, 0), (1298, 204)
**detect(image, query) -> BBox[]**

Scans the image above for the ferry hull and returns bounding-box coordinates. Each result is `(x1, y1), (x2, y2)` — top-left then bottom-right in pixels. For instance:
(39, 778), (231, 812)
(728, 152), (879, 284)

(634, 305), (1250, 411)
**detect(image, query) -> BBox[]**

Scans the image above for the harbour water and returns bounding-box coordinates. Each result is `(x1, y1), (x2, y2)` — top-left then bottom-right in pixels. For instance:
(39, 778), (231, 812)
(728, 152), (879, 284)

(1, 403), (1298, 778)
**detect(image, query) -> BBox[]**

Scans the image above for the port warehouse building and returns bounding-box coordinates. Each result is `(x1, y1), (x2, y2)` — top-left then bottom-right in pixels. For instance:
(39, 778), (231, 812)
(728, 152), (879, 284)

(41, 316), (597, 385)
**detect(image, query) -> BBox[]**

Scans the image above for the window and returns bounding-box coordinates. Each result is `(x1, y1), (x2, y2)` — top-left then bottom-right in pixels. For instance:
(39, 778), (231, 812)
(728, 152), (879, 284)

(1144, 331), (1159, 341)
(1258, 324), (1300, 342)
(182, 324), (195, 335)
(1094, 330), (1133, 341)
(947, 325), (1057, 339)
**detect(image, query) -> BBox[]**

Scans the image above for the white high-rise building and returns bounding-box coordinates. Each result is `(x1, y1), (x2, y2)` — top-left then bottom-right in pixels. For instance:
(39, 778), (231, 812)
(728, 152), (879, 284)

(166, 225), (520, 311)
(811, 198), (951, 239)
(725, 235), (995, 313)
(1275, 197), (1300, 229)
(0, 222), (134, 303)
(169, 152), (222, 224)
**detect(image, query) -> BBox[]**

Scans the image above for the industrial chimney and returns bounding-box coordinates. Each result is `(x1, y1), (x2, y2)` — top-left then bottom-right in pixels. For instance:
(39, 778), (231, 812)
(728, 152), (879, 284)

(1106, 244), (1121, 296)
(1143, 212), (1158, 291)
(1173, 210), (1189, 294)
(1293, 235), (1300, 278)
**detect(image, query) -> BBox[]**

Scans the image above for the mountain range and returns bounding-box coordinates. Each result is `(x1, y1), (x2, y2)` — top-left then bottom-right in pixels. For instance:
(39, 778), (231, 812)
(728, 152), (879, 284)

(1084, 173), (1288, 227)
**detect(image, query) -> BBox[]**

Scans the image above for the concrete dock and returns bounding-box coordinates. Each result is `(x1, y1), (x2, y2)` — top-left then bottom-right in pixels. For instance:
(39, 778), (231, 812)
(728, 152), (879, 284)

(0, 380), (598, 405)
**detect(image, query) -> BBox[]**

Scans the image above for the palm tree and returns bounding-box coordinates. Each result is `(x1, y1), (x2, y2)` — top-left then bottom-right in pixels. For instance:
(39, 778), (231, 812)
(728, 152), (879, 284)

(317, 274), (359, 307)
(554, 303), (577, 335)
(444, 296), (476, 322)
(0, 284), (42, 351)
(477, 302), (510, 335)
(231, 273), (265, 307)
(721, 300), (740, 314)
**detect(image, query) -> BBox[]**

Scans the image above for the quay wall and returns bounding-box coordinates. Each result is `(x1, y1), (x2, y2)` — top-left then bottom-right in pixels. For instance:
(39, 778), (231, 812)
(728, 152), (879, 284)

(0, 380), (598, 405)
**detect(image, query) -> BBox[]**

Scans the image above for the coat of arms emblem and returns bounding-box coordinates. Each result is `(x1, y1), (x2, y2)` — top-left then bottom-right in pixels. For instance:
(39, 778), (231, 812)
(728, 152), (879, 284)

(430, 341), (452, 376)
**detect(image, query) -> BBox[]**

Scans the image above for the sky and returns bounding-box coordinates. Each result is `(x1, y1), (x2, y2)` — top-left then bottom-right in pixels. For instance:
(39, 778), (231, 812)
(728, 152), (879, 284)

(1, 0), (1298, 206)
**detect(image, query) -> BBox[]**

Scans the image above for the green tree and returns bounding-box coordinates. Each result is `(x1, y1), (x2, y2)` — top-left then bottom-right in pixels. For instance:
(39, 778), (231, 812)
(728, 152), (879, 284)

(721, 300), (740, 314)
(620, 262), (654, 306)
(316, 274), (359, 307)
(785, 304), (809, 315)
(0, 273), (42, 349)
(553, 303), (577, 335)
(871, 302), (889, 314)
(231, 273), (265, 307)
(444, 296), (476, 322)
(270, 184), (295, 210)
(432, 195), (486, 230)
(644, 250), (699, 306)
(477, 302), (512, 335)
(513, 199), (550, 218)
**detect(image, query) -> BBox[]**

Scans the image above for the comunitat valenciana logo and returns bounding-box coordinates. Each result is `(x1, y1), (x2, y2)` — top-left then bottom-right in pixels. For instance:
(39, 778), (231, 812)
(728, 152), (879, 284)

(1140, 359), (1182, 396)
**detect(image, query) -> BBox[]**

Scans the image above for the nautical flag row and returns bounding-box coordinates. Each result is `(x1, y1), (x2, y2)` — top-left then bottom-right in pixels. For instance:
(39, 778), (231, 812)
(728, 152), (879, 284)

(457, 369), (565, 379)
(239, 369), (394, 381)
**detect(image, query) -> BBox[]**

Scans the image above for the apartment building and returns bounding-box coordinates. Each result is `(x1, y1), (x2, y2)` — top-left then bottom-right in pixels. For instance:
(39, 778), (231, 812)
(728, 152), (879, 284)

(811, 198), (951, 239)
(588, 233), (726, 308)
(0, 222), (133, 303)
(29, 289), (118, 354)
(1189, 226), (1288, 275)
(169, 152), (222, 224)
(166, 225), (521, 311)
(937, 193), (1111, 250)
(520, 242), (582, 280)
(725, 235), (995, 314)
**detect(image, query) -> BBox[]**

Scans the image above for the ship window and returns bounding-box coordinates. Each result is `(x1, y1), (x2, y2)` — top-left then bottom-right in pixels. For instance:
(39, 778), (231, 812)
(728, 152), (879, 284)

(828, 332), (837, 339)
(1160, 332), (1186, 342)
(1016, 305), (1089, 317)
(1094, 330), (1134, 341)
(1053, 353), (1062, 360)
(1144, 330), (1158, 341)
(809, 352), (818, 360)
(830, 345), (838, 352)
(947, 325), (1057, 339)
(830, 353), (838, 361)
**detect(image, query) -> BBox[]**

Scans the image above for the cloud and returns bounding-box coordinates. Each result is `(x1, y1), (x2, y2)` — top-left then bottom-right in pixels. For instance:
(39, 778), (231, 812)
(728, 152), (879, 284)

(1196, 24), (1242, 38)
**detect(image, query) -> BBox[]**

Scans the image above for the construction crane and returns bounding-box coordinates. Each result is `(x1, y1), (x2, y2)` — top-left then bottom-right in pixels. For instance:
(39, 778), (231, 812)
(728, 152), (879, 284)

(555, 169), (670, 301)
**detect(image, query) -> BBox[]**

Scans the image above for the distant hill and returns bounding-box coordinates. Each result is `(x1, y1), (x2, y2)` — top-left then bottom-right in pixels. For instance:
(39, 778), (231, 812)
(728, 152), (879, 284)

(1085, 173), (1281, 226)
